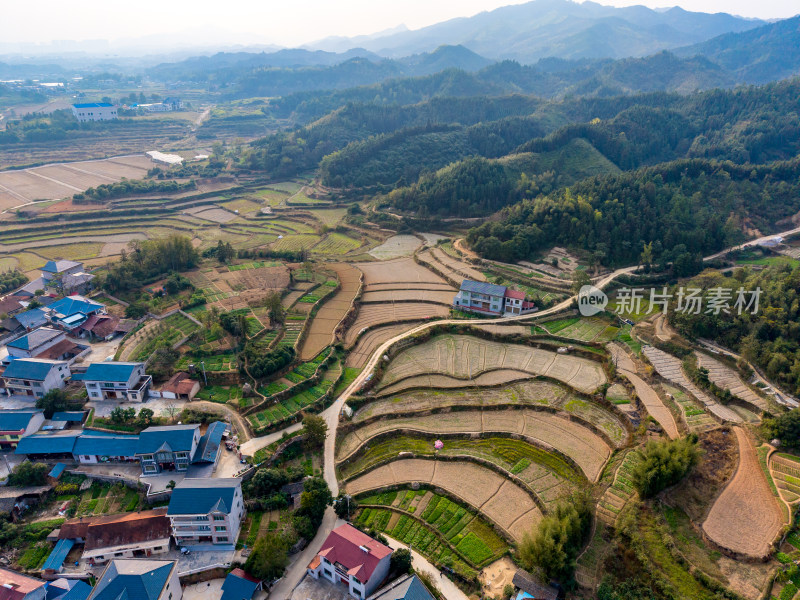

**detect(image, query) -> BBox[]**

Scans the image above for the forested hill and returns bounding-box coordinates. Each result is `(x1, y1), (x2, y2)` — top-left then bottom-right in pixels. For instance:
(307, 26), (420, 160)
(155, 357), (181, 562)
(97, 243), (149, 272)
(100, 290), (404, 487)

(465, 158), (800, 267)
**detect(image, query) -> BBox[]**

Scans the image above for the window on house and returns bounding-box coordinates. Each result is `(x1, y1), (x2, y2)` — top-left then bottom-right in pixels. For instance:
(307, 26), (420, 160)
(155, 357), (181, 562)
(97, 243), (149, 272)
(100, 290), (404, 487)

(213, 515), (224, 521)
(216, 537), (228, 542)
(215, 526), (226, 532)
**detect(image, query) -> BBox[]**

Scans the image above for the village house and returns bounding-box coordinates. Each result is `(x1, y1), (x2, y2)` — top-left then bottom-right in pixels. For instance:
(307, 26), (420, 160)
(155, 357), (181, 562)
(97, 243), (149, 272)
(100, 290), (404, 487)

(307, 523), (393, 599)
(45, 296), (105, 331)
(158, 372), (200, 401)
(367, 574), (435, 600)
(220, 569), (261, 600)
(72, 433), (140, 464)
(43, 578), (92, 600)
(40, 261), (95, 296)
(511, 569), (559, 600)
(71, 103), (117, 123)
(135, 424), (200, 475)
(0, 409), (45, 448)
(74, 362), (151, 401)
(2, 359), (70, 398)
(167, 478), (244, 547)
(0, 567), (47, 600)
(452, 280), (537, 317)
(56, 509), (171, 566)
(87, 559), (181, 600)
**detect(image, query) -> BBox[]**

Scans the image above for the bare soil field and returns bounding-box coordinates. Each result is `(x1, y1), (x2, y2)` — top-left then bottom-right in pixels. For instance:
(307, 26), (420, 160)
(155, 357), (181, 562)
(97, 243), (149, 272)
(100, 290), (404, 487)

(702, 427), (785, 558)
(472, 323), (531, 336)
(346, 322), (424, 369)
(367, 234), (422, 259)
(695, 352), (768, 412)
(339, 409), (611, 481)
(363, 282), (454, 292)
(0, 155), (151, 206)
(344, 458), (541, 542)
(360, 289), (456, 305)
(299, 263), (360, 360)
(643, 346), (743, 423)
(355, 257), (447, 285)
(344, 304), (449, 346)
(375, 370), (539, 396)
(378, 334), (607, 394)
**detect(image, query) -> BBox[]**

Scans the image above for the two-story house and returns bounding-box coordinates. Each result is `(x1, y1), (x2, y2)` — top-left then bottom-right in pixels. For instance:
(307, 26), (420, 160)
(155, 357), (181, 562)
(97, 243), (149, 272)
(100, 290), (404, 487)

(74, 362), (151, 402)
(453, 280), (508, 315)
(0, 409), (45, 448)
(45, 296), (104, 331)
(87, 559), (180, 600)
(2, 359), (70, 398)
(135, 425), (200, 475)
(167, 478), (244, 548)
(307, 524), (393, 599)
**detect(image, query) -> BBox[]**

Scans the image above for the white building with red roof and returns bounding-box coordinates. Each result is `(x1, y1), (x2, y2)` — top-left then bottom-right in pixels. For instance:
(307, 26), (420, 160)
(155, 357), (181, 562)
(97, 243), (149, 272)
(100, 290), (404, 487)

(307, 524), (393, 599)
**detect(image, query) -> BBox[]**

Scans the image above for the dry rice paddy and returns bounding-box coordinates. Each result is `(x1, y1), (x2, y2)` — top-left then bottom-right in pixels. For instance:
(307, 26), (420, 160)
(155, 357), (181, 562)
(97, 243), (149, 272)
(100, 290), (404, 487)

(344, 304), (449, 346)
(695, 352), (768, 413)
(368, 235), (423, 259)
(355, 257), (448, 286)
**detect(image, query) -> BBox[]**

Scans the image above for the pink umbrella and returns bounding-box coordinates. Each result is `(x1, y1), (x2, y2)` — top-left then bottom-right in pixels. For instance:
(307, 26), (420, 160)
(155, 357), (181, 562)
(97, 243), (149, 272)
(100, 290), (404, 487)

(434, 440), (444, 450)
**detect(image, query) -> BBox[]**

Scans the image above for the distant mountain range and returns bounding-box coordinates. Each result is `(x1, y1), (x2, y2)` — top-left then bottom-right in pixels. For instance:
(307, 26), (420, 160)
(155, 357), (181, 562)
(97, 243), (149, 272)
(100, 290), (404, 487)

(305, 0), (765, 62)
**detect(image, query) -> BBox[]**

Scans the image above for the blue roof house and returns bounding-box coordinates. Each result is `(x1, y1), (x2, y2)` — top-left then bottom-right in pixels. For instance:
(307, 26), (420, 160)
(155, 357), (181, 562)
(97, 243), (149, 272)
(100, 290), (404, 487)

(220, 569), (261, 600)
(87, 559), (179, 600)
(0, 409), (45, 448)
(73, 433), (140, 465)
(46, 296), (104, 330)
(2, 359), (70, 398)
(6, 328), (65, 359)
(74, 362), (151, 402)
(368, 574), (436, 600)
(136, 425), (201, 475)
(167, 478), (244, 549)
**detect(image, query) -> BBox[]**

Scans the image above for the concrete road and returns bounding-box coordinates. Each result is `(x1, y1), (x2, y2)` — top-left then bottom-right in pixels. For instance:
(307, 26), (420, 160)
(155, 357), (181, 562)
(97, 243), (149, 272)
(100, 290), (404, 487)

(384, 536), (468, 600)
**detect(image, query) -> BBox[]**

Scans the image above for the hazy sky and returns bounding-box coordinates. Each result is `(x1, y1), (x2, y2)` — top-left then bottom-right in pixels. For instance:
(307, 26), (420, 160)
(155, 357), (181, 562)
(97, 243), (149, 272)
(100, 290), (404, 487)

(5, 0), (799, 46)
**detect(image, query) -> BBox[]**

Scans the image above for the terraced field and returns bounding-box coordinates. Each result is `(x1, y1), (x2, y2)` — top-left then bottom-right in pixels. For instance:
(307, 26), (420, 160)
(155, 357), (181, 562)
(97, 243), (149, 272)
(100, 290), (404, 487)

(355, 489), (509, 572)
(378, 334), (607, 394)
(542, 316), (619, 343)
(345, 458), (541, 542)
(355, 257), (448, 285)
(344, 304), (449, 347)
(661, 384), (717, 432)
(596, 450), (643, 526)
(119, 311), (200, 361)
(695, 352), (768, 413)
(770, 452), (800, 504)
(360, 289), (456, 305)
(338, 409), (612, 481)
(703, 427), (785, 558)
(643, 346), (743, 423)
(352, 381), (573, 423)
(417, 248), (486, 283)
(345, 321), (424, 369)
(367, 235), (422, 259)
(299, 263), (361, 360)
(312, 232), (362, 255)
(339, 434), (582, 508)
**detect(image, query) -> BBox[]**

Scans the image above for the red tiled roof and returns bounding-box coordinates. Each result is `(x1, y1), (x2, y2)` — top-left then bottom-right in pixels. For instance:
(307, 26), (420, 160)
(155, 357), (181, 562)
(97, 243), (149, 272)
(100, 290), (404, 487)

(504, 288), (525, 300)
(162, 372), (194, 394)
(78, 314), (101, 332)
(0, 567), (45, 600)
(84, 509), (170, 551)
(0, 296), (25, 316)
(35, 339), (81, 360)
(91, 317), (120, 339)
(229, 568), (260, 584)
(316, 524), (391, 584)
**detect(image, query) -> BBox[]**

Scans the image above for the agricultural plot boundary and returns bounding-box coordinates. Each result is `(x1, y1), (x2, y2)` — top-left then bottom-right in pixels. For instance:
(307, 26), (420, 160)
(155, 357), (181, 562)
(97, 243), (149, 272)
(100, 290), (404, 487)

(769, 451), (800, 505)
(695, 351), (769, 413)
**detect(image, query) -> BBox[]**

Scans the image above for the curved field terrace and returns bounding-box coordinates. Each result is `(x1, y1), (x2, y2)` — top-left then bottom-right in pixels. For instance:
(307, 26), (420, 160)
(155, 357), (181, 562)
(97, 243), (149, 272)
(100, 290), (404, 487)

(696, 352), (768, 413)
(355, 257), (448, 285)
(339, 433), (582, 508)
(344, 304), (449, 346)
(378, 334), (607, 394)
(337, 409), (612, 481)
(345, 458), (542, 542)
(346, 321), (424, 369)
(360, 288), (456, 305)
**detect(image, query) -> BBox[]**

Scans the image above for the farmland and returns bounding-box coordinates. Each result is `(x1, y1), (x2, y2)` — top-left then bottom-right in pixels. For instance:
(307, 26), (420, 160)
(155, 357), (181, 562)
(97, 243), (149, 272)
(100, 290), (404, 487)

(695, 352), (768, 413)
(703, 427), (786, 558)
(344, 304), (449, 347)
(346, 321), (425, 369)
(417, 247), (486, 283)
(542, 315), (619, 343)
(354, 489), (509, 576)
(299, 263), (360, 360)
(345, 458), (541, 543)
(368, 234), (422, 259)
(770, 452), (800, 503)
(338, 409), (612, 482)
(377, 334), (607, 394)
(355, 257), (448, 285)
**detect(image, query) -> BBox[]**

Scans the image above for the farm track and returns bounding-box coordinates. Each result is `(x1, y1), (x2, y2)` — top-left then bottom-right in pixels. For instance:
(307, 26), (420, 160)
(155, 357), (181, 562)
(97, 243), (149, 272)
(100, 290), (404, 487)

(299, 263), (360, 360)
(702, 427), (785, 558)
(345, 458), (541, 543)
(643, 346), (744, 423)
